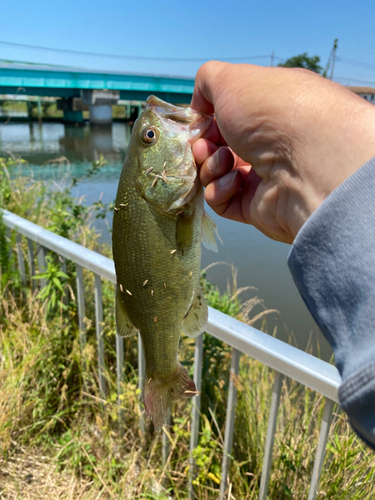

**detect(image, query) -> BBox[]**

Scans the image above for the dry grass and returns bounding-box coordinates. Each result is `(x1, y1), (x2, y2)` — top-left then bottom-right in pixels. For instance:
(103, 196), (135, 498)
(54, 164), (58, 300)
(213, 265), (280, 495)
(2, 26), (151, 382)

(0, 449), (97, 500)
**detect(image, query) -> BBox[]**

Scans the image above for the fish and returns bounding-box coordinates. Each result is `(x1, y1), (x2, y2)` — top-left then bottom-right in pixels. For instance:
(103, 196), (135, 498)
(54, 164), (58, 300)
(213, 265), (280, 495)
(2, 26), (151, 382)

(112, 95), (220, 430)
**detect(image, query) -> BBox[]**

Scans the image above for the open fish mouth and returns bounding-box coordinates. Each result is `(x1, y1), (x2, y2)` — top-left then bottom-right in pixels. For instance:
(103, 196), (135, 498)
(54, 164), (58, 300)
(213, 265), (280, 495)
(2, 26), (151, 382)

(145, 95), (213, 144)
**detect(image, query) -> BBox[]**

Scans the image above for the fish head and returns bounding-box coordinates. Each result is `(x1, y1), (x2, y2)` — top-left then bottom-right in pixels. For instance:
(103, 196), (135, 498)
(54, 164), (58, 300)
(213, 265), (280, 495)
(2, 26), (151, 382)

(131, 95), (213, 212)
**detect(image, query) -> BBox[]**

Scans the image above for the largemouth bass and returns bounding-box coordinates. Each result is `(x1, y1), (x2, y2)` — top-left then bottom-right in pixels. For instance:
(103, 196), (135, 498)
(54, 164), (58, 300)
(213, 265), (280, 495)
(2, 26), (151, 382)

(112, 96), (219, 430)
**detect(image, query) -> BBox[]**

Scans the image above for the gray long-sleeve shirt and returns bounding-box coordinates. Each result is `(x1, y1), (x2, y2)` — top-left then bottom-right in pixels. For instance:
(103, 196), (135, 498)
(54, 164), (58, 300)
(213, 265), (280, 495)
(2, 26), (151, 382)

(288, 156), (375, 449)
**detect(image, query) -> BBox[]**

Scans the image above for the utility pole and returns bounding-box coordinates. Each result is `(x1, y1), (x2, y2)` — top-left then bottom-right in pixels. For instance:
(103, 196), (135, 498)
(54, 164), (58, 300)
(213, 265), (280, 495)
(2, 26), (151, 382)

(329, 39), (338, 80)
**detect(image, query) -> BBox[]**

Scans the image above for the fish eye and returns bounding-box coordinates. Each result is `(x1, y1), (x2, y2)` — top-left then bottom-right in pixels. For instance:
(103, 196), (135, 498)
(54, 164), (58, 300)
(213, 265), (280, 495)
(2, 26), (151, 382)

(141, 127), (158, 145)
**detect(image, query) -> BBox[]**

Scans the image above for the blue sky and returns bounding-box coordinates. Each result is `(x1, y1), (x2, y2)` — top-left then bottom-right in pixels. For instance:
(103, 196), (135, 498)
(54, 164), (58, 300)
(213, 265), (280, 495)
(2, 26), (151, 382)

(1, 0), (374, 85)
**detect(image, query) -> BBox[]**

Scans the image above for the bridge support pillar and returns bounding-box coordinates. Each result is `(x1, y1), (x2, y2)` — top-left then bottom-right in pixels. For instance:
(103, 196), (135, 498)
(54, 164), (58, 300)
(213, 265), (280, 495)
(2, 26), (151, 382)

(27, 101), (33, 119)
(57, 98), (85, 124)
(64, 110), (83, 123)
(88, 104), (112, 127)
(37, 96), (42, 123)
(81, 90), (119, 127)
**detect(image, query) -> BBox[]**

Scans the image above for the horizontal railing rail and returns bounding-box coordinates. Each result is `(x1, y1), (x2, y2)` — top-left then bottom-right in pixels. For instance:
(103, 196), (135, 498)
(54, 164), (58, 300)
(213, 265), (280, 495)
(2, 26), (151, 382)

(2, 208), (342, 500)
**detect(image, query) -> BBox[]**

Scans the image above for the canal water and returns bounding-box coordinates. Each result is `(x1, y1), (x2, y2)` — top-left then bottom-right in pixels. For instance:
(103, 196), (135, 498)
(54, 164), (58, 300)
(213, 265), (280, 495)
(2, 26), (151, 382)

(0, 120), (332, 360)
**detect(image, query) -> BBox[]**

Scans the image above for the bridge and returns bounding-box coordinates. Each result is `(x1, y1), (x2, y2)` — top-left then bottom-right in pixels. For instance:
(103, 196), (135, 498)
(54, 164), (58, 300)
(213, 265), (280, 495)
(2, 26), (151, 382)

(0, 60), (195, 125)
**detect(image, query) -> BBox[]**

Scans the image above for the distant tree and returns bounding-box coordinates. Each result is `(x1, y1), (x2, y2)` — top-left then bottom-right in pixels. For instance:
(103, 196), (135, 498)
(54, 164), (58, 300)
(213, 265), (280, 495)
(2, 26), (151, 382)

(278, 53), (323, 74)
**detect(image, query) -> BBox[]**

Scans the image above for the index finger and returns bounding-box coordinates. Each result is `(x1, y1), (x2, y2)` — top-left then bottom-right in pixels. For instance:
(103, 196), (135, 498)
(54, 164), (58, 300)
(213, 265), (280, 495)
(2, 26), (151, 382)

(191, 61), (230, 114)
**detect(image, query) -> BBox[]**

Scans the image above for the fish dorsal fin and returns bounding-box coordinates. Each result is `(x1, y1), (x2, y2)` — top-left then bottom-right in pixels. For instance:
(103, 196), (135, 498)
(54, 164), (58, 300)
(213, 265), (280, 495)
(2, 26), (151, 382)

(182, 287), (208, 338)
(116, 285), (138, 337)
(202, 210), (223, 253)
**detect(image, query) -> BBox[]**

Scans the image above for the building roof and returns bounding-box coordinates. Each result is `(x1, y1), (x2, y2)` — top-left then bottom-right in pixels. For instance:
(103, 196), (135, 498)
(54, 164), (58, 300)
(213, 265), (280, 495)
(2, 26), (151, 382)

(347, 86), (375, 94)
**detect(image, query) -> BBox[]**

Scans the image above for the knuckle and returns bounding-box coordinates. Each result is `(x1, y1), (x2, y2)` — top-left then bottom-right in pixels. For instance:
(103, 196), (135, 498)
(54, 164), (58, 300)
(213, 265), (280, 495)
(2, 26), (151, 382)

(197, 60), (227, 82)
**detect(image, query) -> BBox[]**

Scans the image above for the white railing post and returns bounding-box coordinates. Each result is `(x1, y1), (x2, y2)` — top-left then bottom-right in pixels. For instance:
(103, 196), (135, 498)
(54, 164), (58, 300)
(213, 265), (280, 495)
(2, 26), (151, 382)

(116, 334), (125, 433)
(308, 398), (335, 500)
(37, 245), (47, 289)
(219, 348), (241, 500)
(60, 259), (69, 306)
(16, 233), (26, 286)
(188, 333), (204, 499)
(26, 238), (36, 291)
(162, 409), (172, 466)
(259, 371), (283, 499)
(75, 264), (87, 350)
(94, 273), (107, 400)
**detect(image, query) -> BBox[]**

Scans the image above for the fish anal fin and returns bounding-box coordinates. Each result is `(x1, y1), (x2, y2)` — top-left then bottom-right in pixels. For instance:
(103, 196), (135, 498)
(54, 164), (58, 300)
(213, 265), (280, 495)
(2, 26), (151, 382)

(202, 210), (223, 252)
(144, 362), (197, 431)
(182, 287), (208, 338)
(116, 285), (138, 337)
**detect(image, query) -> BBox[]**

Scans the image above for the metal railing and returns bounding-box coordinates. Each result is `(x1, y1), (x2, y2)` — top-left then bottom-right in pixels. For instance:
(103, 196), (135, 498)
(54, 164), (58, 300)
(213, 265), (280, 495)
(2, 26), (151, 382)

(2, 209), (342, 500)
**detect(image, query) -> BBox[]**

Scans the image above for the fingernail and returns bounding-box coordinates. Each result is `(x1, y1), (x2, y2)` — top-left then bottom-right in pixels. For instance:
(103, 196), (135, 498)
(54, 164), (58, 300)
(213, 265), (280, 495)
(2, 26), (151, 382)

(206, 150), (219, 172)
(218, 170), (237, 187)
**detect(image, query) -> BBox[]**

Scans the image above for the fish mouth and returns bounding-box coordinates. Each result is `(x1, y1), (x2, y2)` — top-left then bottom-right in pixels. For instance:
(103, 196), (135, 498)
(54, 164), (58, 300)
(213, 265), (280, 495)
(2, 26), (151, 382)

(145, 95), (213, 144)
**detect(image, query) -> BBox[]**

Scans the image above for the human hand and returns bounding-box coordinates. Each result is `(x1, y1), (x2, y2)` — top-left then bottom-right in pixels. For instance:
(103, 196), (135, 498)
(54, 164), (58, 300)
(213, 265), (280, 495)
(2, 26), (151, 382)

(192, 62), (375, 243)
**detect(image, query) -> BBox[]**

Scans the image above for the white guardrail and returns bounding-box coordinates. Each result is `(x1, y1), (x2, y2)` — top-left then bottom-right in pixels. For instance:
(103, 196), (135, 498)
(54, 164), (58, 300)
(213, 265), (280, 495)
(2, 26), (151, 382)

(2, 209), (342, 500)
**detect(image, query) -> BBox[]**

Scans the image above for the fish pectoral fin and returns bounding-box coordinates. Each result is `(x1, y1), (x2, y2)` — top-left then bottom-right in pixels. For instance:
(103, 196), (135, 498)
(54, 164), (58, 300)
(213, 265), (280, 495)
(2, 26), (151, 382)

(202, 210), (223, 253)
(182, 287), (208, 338)
(116, 285), (138, 337)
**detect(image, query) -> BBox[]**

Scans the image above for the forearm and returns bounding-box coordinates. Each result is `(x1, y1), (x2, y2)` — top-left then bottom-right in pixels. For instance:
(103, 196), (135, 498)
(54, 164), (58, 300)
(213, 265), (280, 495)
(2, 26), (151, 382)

(288, 156), (375, 448)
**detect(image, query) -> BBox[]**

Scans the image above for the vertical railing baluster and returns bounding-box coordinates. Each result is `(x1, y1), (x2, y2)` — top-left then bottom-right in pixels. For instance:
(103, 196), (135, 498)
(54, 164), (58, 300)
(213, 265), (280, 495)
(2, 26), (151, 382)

(116, 334), (125, 433)
(61, 259), (69, 305)
(6, 228), (13, 262)
(6, 228), (15, 295)
(162, 409), (172, 467)
(75, 264), (87, 350)
(259, 371), (283, 500)
(188, 333), (204, 499)
(138, 333), (146, 436)
(37, 245), (47, 288)
(76, 264), (89, 397)
(27, 238), (36, 291)
(219, 348), (241, 500)
(16, 233), (26, 286)
(94, 273), (107, 400)
(307, 398), (335, 500)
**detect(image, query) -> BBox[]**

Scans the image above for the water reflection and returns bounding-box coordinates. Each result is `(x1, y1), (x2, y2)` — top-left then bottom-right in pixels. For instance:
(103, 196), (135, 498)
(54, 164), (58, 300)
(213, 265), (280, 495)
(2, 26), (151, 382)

(0, 121), (131, 165)
(59, 124), (132, 163)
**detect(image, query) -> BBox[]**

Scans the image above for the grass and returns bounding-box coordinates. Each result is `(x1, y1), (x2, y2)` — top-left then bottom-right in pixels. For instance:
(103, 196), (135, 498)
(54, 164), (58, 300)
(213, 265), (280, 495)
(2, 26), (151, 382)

(0, 155), (374, 499)
(0, 100), (64, 119)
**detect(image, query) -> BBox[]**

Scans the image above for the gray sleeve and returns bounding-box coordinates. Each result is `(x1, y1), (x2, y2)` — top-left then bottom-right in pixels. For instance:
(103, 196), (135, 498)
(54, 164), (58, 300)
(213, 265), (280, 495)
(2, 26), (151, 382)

(287, 156), (375, 449)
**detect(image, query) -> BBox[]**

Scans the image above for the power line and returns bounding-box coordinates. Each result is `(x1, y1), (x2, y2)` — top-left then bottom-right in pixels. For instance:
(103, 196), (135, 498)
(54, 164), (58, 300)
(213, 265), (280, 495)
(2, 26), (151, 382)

(0, 39), (274, 63)
(335, 76), (375, 86)
(337, 56), (375, 72)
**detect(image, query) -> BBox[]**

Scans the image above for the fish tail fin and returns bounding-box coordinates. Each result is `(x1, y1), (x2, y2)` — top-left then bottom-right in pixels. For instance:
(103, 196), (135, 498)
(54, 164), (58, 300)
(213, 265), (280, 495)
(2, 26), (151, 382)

(144, 363), (198, 431)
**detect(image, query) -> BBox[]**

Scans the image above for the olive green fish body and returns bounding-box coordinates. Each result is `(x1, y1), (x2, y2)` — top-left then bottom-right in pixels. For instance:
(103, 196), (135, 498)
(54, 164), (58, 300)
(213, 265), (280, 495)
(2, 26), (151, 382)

(112, 96), (218, 429)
